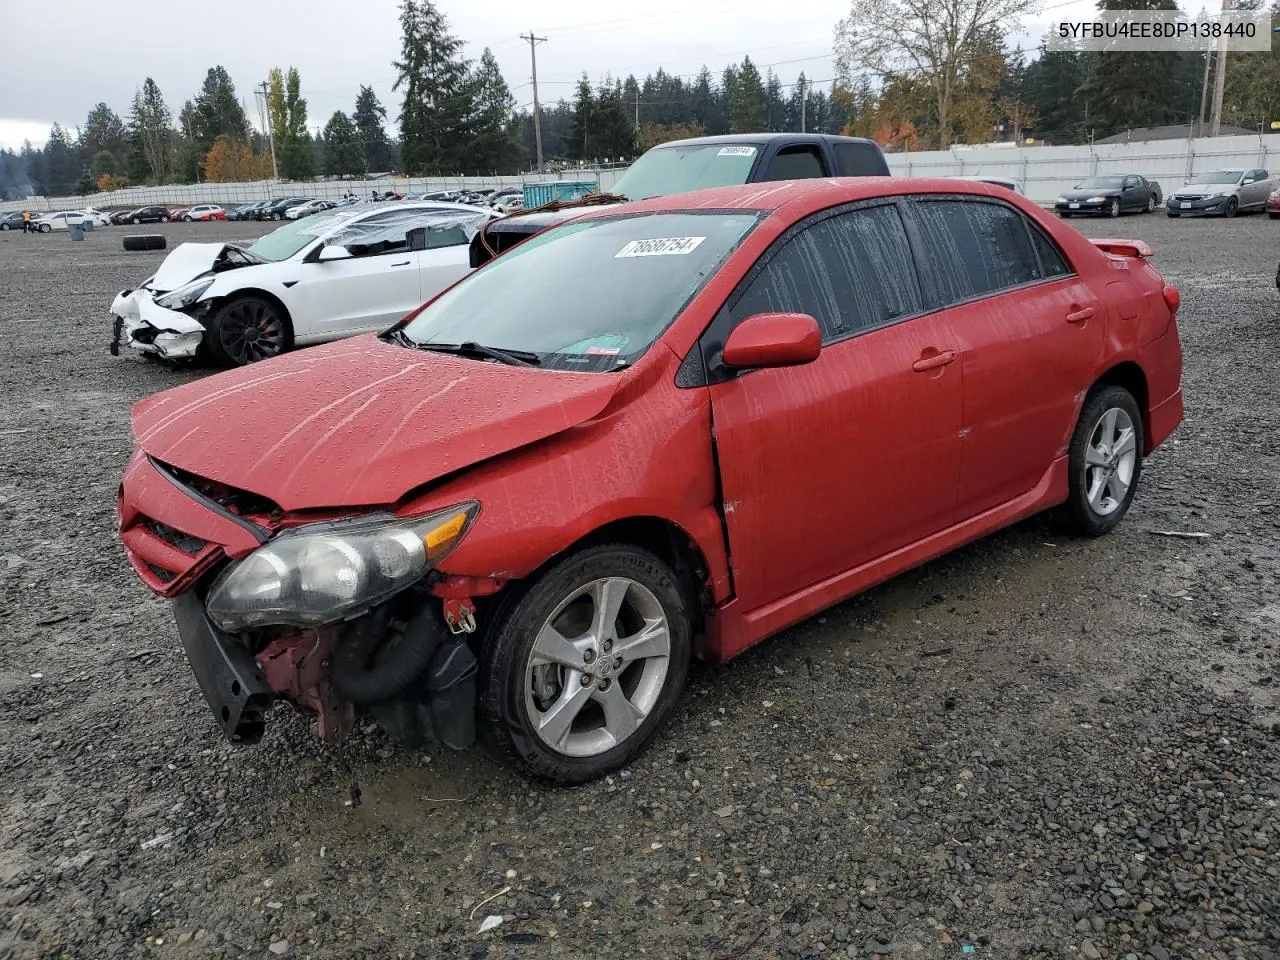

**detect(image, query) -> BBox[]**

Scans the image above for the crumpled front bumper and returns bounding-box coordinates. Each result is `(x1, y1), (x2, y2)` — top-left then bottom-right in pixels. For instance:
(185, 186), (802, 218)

(109, 288), (205, 360)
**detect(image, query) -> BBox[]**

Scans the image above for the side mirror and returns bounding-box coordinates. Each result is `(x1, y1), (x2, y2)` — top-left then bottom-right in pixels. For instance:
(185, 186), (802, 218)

(722, 313), (821, 370)
(318, 244), (352, 262)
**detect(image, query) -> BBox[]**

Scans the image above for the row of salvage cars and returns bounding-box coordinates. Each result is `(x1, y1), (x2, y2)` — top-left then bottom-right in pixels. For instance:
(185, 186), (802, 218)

(115, 133), (1186, 785)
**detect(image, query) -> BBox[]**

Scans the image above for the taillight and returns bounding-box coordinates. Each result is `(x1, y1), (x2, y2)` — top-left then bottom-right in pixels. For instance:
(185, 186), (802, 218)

(1162, 284), (1180, 315)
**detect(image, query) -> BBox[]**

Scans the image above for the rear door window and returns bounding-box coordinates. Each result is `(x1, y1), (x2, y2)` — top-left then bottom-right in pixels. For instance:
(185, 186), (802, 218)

(909, 199), (1043, 307)
(833, 141), (890, 176)
(762, 145), (827, 182)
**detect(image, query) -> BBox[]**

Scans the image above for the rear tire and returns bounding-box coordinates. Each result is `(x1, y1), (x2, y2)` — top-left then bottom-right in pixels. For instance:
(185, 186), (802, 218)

(478, 544), (692, 784)
(1061, 385), (1144, 538)
(204, 295), (292, 367)
(1146, 195), (1156, 213)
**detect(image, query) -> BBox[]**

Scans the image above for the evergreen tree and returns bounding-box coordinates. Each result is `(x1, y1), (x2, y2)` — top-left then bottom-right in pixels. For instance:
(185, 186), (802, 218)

(1022, 43), (1087, 143)
(323, 111), (366, 176)
(268, 67), (313, 179)
(42, 124), (80, 195)
(1077, 0), (1197, 136)
(764, 69), (786, 132)
(354, 85), (396, 172)
(730, 57), (766, 133)
(465, 48), (522, 173)
(130, 78), (174, 184)
(80, 103), (129, 176)
(190, 66), (249, 152)
(570, 75), (594, 160)
(393, 0), (474, 175)
(593, 79), (635, 159)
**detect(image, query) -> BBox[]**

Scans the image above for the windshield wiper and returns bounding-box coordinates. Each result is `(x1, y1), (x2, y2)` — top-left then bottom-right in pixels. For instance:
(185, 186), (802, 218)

(409, 340), (542, 367)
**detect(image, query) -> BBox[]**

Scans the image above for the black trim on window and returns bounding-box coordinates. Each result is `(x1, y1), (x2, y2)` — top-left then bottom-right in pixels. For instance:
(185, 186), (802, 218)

(694, 197), (929, 386)
(898, 193), (1079, 314)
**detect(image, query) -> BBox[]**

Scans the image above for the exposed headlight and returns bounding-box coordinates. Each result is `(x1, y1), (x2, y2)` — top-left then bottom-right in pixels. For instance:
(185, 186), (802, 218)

(205, 503), (479, 631)
(155, 278), (214, 310)
(1055, 196), (1068, 204)
(1085, 196), (1107, 203)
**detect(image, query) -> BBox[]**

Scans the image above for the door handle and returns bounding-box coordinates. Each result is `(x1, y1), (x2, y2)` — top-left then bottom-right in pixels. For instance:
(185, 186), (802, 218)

(912, 349), (956, 372)
(390, 260), (411, 267)
(1066, 306), (1096, 324)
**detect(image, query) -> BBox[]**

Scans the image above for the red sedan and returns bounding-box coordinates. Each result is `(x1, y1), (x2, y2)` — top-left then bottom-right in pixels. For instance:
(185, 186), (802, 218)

(116, 178), (1184, 783)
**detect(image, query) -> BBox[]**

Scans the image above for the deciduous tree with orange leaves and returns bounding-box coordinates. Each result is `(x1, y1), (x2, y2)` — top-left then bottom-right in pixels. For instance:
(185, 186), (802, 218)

(203, 136), (271, 182)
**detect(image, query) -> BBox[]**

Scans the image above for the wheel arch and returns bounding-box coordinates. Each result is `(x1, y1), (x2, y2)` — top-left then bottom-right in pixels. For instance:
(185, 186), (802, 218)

(1091, 361), (1152, 452)
(203, 287), (296, 347)
(473, 514), (714, 654)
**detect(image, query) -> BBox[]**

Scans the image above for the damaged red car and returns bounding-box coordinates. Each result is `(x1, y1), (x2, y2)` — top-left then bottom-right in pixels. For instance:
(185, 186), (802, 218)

(117, 178), (1184, 784)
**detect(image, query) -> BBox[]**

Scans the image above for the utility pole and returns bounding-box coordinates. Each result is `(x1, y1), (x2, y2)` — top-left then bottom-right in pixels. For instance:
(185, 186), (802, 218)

(258, 80), (279, 180)
(635, 88), (640, 131)
(1198, 50), (1212, 134)
(521, 32), (548, 171)
(799, 77), (808, 133)
(1209, 0), (1230, 137)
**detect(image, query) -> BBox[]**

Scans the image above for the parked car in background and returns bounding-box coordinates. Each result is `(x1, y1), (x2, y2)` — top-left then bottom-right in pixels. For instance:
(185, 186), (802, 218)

(473, 132), (891, 266)
(1167, 169), (1275, 217)
(110, 210), (135, 225)
(109, 201), (498, 366)
(1266, 189), (1280, 219)
(0, 211), (27, 230)
(80, 207), (113, 226)
(32, 211), (89, 232)
(258, 197), (311, 221)
(126, 206), (171, 224)
(1055, 174), (1162, 217)
(170, 208), (190, 222)
(226, 203), (263, 221)
(490, 189), (524, 213)
(112, 178), (1184, 784)
(948, 175), (1022, 193)
(285, 199), (334, 219)
(184, 204), (226, 221)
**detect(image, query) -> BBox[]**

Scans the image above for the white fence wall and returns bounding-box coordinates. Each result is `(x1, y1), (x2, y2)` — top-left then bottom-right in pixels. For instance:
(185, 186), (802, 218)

(0, 171), (623, 214)
(886, 133), (1280, 203)
(5, 133), (1277, 212)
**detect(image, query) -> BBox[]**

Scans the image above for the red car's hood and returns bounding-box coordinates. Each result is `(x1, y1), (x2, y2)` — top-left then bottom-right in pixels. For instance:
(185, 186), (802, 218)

(131, 337), (621, 511)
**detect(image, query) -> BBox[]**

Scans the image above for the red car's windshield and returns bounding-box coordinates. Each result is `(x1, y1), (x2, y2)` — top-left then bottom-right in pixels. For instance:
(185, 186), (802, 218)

(398, 211), (760, 371)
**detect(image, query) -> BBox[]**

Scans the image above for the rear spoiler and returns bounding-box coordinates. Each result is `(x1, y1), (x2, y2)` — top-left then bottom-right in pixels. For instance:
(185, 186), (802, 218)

(1091, 238), (1153, 259)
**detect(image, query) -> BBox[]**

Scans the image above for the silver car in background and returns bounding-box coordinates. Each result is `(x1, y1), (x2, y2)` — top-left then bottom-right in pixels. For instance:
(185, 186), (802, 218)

(1167, 168), (1276, 218)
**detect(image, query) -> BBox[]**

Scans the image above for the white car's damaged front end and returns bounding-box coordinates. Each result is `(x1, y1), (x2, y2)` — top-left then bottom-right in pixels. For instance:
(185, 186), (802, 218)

(109, 282), (210, 360)
(108, 243), (264, 362)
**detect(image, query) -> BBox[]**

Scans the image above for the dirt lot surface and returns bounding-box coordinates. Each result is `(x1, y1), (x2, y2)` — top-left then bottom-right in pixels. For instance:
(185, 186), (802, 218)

(0, 214), (1277, 960)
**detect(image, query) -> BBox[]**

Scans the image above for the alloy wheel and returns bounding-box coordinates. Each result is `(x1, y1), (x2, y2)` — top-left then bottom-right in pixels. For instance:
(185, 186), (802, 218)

(524, 576), (671, 758)
(1082, 407), (1137, 517)
(218, 300), (285, 364)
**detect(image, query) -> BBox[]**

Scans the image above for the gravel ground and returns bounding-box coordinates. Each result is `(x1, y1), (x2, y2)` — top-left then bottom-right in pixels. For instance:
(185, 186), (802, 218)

(0, 214), (1277, 960)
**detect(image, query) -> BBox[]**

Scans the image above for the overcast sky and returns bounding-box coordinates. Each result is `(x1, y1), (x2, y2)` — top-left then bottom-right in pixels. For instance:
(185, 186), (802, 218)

(0, 0), (1098, 151)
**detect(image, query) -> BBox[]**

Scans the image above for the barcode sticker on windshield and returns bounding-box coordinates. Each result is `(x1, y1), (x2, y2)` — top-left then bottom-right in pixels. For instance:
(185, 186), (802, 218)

(717, 146), (757, 157)
(615, 237), (707, 258)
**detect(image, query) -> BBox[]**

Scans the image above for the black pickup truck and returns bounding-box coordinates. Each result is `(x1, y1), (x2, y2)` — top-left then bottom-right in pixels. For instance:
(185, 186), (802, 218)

(471, 132), (890, 266)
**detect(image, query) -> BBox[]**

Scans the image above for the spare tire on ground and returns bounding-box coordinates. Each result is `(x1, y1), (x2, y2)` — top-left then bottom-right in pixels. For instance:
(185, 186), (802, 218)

(123, 234), (166, 252)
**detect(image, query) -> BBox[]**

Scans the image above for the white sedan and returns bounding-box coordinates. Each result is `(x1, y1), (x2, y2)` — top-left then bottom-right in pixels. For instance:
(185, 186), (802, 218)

(285, 199), (334, 219)
(108, 202), (497, 367)
(32, 210), (90, 232)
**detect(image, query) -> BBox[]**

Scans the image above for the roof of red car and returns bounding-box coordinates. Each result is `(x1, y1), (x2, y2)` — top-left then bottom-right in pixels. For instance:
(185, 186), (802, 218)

(590, 176), (1020, 218)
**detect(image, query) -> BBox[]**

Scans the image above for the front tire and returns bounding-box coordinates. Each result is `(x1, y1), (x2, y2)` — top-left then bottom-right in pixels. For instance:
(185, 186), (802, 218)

(183, 215), (192, 222)
(40, 223), (51, 233)
(1224, 197), (1238, 218)
(478, 544), (692, 784)
(1061, 385), (1144, 538)
(203, 295), (292, 366)
(1108, 198), (1121, 218)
